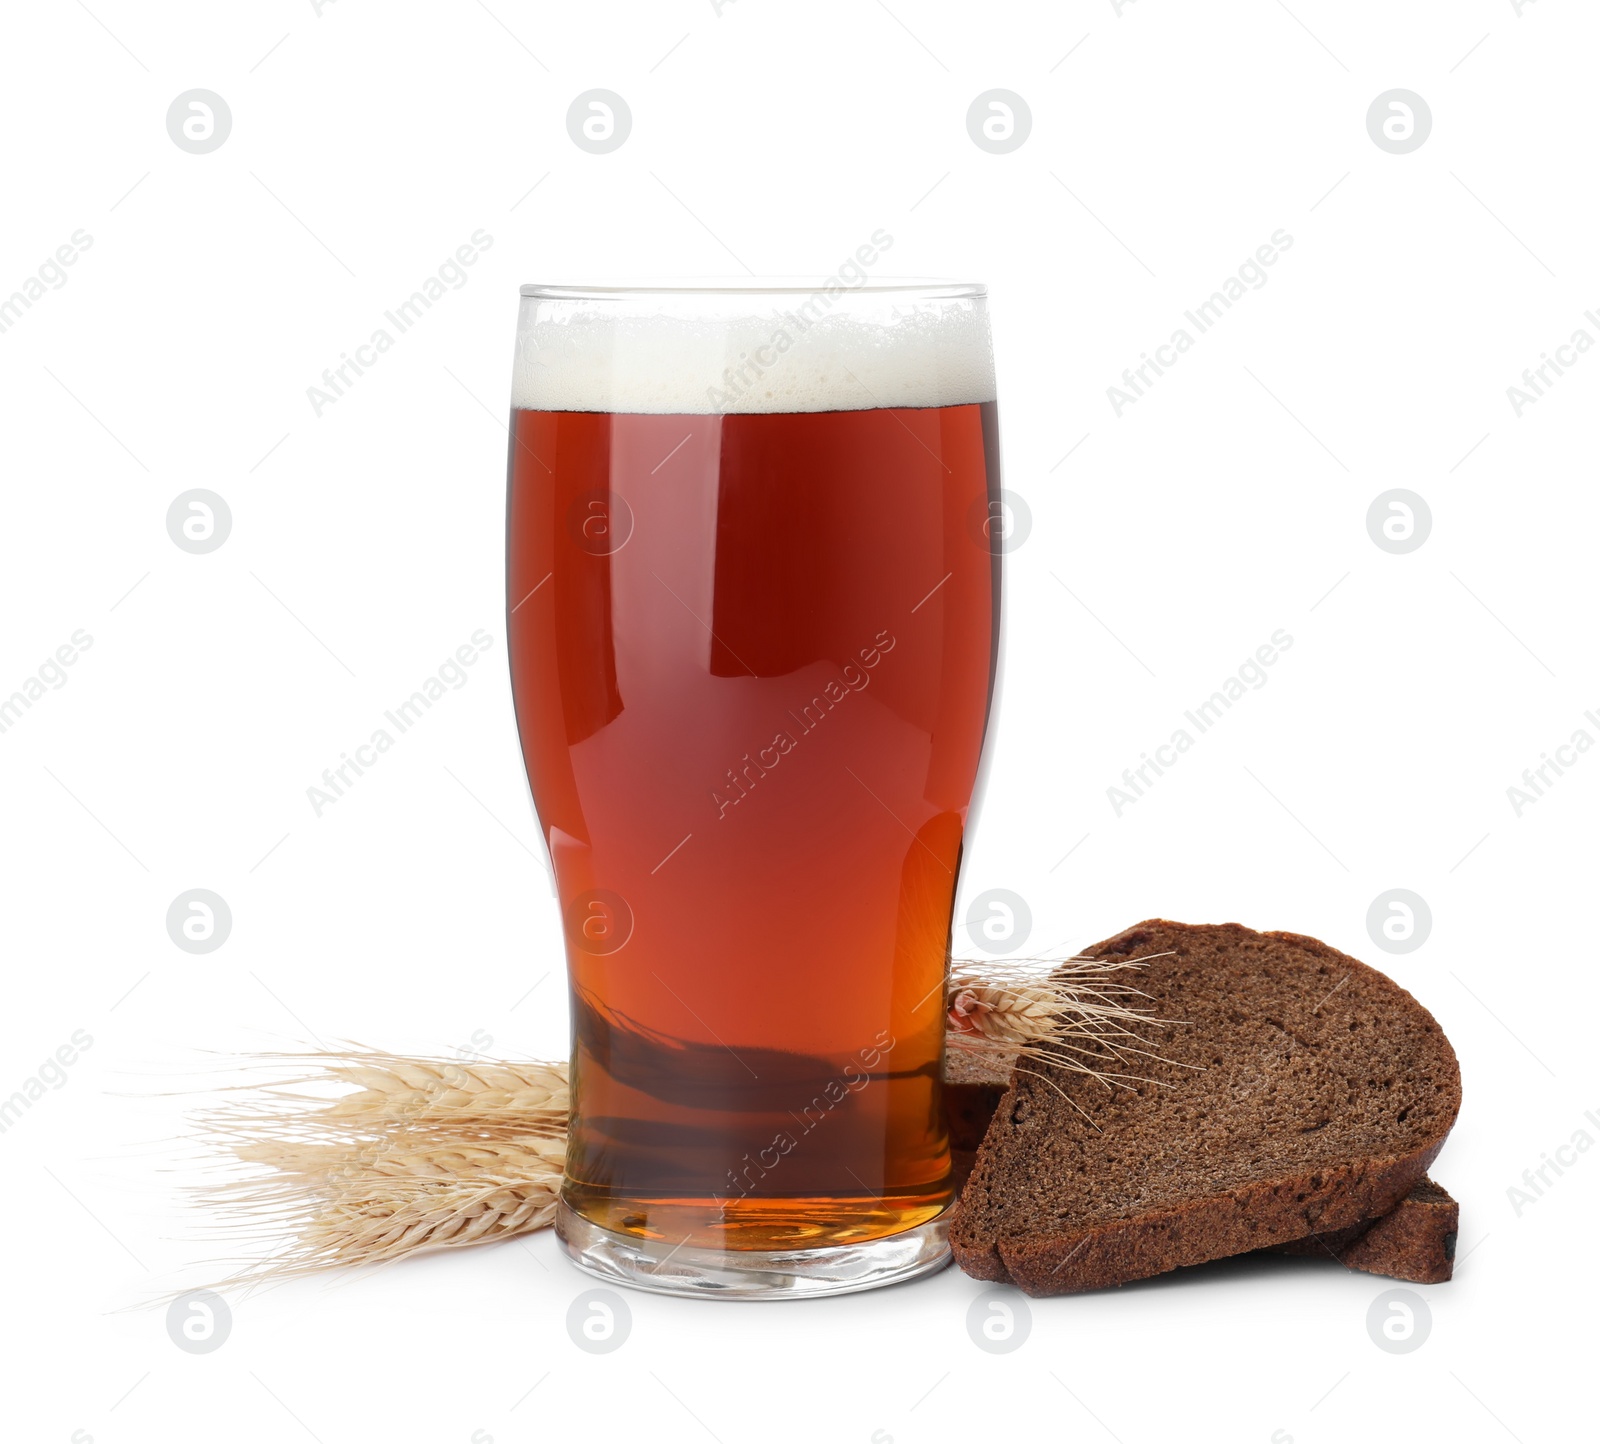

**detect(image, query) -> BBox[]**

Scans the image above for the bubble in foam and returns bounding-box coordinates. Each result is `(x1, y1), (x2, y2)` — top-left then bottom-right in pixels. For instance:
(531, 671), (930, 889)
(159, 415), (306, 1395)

(510, 287), (996, 415)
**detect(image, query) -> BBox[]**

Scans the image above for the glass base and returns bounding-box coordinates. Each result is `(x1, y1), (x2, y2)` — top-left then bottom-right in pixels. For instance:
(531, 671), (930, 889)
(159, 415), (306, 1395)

(554, 1199), (952, 1300)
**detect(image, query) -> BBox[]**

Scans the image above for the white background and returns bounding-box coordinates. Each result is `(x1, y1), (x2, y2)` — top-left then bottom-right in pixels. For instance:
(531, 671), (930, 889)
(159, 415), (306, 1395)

(3, 1), (1596, 1441)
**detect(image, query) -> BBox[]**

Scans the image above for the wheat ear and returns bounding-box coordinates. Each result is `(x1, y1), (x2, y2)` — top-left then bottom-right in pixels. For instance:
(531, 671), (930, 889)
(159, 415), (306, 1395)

(192, 1051), (568, 1288)
(945, 952), (1178, 1091)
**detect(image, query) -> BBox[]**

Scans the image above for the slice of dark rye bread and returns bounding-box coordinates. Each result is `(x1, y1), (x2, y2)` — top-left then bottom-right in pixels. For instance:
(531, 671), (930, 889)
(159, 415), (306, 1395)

(945, 1083), (1461, 1283)
(948, 920), (1462, 1295)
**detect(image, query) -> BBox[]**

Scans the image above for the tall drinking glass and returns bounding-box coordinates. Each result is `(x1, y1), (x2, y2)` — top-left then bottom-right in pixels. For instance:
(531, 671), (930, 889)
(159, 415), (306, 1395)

(505, 282), (1001, 1297)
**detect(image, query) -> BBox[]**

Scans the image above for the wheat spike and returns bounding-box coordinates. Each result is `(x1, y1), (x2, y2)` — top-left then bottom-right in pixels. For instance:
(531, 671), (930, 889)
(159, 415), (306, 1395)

(316, 1054), (568, 1131)
(191, 1051), (568, 1289)
(944, 953), (1174, 1092)
(209, 1137), (566, 1281)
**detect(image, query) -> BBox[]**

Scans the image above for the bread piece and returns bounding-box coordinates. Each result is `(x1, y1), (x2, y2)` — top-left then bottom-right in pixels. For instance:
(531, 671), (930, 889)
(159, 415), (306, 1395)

(948, 920), (1462, 1295)
(1273, 1175), (1459, 1283)
(941, 1071), (1460, 1284)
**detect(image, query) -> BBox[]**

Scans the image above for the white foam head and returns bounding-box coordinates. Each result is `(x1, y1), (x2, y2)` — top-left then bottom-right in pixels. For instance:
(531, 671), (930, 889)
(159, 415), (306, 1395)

(511, 282), (995, 415)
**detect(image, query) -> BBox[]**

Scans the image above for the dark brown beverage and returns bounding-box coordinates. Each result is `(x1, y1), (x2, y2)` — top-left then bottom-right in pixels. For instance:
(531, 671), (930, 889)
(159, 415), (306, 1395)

(508, 398), (1000, 1250)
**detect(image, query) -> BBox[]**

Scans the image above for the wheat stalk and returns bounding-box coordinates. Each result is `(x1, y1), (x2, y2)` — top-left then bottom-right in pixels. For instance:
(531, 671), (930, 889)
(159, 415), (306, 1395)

(194, 957), (1166, 1286)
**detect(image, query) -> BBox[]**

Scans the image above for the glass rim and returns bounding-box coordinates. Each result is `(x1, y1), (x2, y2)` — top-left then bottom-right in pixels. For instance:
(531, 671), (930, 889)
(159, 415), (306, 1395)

(518, 278), (986, 301)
